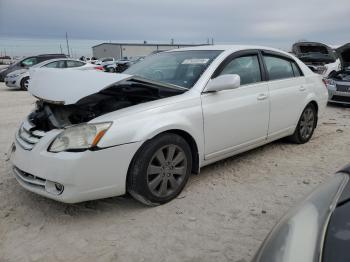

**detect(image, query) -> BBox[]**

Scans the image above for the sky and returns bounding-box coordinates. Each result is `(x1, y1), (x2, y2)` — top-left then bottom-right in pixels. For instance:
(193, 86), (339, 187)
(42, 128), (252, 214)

(0, 0), (350, 55)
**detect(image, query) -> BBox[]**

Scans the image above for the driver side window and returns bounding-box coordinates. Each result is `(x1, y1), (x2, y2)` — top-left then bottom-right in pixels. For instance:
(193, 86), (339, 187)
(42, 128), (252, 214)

(218, 55), (262, 86)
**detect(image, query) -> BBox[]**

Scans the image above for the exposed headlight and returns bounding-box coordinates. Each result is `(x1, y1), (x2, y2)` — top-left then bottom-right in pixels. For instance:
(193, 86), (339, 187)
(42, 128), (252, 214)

(48, 122), (112, 153)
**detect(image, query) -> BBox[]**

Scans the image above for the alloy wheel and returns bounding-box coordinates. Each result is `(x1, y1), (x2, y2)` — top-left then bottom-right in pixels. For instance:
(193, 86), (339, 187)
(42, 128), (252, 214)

(147, 144), (187, 198)
(23, 79), (29, 90)
(299, 107), (315, 140)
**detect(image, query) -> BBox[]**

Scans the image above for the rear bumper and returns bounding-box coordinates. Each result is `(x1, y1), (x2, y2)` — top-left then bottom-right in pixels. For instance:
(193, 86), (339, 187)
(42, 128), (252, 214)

(328, 89), (350, 104)
(10, 129), (143, 203)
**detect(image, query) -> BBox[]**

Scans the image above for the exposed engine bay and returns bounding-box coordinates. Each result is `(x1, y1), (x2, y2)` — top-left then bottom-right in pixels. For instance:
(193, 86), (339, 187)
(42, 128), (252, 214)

(28, 78), (186, 132)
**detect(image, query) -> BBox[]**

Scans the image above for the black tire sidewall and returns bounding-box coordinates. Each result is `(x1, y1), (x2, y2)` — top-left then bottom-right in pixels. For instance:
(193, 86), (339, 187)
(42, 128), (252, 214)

(296, 104), (317, 143)
(128, 133), (192, 205)
(20, 76), (29, 90)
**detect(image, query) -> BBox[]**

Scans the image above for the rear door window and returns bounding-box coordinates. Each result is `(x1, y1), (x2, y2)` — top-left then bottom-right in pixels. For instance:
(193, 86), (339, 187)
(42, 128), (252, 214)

(66, 60), (85, 68)
(291, 62), (303, 77)
(264, 56), (295, 80)
(44, 61), (66, 68)
(218, 55), (262, 85)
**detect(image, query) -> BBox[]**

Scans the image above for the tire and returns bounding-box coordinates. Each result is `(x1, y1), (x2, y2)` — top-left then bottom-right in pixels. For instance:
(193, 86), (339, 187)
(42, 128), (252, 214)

(127, 133), (192, 206)
(288, 104), (317, 144)
(20, 76), (30, 91)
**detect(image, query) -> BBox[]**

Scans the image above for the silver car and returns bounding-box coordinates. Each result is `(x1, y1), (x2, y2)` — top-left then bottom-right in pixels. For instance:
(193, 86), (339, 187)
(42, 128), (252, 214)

(326, 69), (350, 105)
(253, 164), (350, 262)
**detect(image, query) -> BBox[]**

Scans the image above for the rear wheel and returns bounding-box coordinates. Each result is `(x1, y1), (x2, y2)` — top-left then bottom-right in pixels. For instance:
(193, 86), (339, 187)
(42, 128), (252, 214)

(127, 133), (192, 206)
(288, 104), (317, 144)
(20, 76), (29, 91)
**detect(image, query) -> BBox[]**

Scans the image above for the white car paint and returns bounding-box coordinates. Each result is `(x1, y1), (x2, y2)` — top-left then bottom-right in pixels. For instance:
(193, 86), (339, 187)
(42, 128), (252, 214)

(10, 45), (328, 203)
(29, 69), (131, 104)
(4, 58), (98, 89)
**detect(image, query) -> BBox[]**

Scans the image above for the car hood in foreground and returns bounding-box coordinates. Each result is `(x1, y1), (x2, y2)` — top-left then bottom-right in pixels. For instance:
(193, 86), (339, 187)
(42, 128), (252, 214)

(252, 171), (349, 262)
(28, 69), (187, 105)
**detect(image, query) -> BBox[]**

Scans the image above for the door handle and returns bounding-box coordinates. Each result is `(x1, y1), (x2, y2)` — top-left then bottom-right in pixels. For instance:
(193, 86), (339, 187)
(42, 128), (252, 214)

(299, 85), (306, 91)
(257, 94), (268, 101)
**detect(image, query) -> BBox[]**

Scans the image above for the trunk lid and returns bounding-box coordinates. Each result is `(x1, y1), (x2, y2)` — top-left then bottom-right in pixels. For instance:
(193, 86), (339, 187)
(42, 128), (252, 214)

(336, 43), (350, 70)
(292, 42), (337, 64)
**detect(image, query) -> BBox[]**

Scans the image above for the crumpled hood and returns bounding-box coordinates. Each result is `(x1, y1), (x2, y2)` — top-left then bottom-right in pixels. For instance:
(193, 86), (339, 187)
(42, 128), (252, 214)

(28, 68), (132, 105)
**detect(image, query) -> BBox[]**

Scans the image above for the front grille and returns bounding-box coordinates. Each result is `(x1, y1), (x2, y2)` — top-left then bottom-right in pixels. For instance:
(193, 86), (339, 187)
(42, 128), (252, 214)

(331, 95), (350, 103)
(336, 84), (350, 93)
(13, 167), (46, 190)
(16, 119), (46, 150)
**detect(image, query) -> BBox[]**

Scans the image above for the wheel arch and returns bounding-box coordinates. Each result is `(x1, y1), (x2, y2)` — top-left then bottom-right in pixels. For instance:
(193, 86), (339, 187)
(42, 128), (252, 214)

(126, 128), (200, 192)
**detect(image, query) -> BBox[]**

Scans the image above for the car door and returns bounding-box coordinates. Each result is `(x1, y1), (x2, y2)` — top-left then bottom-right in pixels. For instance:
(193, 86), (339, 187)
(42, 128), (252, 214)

(261, 51), (307, 138)
(201, 50), (270, 159)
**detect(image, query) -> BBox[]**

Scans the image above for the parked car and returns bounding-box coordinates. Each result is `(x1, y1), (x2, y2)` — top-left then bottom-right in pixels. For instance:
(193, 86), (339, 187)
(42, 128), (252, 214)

(90, 57), (98, 64)
(292, 42), (341, 77)
(4, 58), (102, 90)
(252, 164), (350, 262)
(9, 45), (328, 205)
(105, 57), (145, 73)
(0, 54), (67, 82)
(325, 68), (350, 105)
(95, 57), (115, 67)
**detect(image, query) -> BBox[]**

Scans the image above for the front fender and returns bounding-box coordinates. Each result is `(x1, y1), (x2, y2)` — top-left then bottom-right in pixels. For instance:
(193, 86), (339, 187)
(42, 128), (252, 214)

(96, 97), (204, 156)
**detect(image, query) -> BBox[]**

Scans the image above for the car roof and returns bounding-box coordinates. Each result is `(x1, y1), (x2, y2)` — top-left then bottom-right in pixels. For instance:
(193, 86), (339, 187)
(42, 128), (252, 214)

(33, 58), (85, 68)
(170, 44), (284, 53)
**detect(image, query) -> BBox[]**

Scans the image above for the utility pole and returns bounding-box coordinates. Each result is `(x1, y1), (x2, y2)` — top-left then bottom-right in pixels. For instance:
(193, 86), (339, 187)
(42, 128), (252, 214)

(66, 32), (70, 57)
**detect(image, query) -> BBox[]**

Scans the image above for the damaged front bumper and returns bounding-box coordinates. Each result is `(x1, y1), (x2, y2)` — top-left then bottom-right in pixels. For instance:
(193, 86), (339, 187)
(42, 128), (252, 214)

(10, 119), (142, 203)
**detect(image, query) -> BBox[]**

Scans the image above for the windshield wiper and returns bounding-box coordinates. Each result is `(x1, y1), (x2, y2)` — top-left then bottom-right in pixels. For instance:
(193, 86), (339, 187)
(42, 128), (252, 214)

(131, 76), (189, 91)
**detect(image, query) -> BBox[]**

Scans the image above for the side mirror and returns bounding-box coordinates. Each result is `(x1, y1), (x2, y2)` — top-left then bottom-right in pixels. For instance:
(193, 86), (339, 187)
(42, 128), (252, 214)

(204, 74), (241, 92)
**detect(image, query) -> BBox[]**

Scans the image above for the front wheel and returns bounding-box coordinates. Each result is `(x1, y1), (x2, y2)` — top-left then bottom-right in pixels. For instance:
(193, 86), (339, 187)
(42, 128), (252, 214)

(288, 104), (317, 144)
(20, 76), (30, 91)
(127, 133), (192, 206)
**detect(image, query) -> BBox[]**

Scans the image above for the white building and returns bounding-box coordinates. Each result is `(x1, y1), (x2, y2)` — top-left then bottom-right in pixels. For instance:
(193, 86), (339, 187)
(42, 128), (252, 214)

(92, 42), (203, 59)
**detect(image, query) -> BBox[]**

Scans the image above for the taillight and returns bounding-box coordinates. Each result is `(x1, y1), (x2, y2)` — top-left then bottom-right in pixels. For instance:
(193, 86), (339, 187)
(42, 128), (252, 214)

(322, 78), (328, 88)
(94, 66), (104, 71)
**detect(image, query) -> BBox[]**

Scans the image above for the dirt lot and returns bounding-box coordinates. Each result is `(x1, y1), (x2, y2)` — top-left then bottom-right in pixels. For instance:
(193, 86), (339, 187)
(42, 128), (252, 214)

(0, 82), (349, 262)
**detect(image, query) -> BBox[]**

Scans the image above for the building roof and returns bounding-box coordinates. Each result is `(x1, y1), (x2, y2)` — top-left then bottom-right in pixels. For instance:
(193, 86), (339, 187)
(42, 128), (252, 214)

(92, 42), (206, 48)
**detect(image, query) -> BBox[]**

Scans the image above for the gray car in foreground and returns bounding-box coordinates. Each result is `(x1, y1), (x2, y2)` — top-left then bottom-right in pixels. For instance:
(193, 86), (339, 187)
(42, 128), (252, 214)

(253, 164), (350, 262)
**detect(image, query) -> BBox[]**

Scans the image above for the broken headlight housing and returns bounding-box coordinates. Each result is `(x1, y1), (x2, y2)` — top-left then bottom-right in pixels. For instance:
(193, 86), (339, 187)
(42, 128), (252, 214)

(48, 122), (112, 153)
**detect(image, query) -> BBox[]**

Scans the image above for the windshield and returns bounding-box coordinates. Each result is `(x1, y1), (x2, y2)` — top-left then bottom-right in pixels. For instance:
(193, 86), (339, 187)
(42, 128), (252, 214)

(124, 50), (222, 88)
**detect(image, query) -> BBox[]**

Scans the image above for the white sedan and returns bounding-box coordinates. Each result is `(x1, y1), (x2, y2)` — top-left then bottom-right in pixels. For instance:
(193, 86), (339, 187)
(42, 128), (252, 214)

(4, 58), (102, 90)
(9, 45), (328, 205)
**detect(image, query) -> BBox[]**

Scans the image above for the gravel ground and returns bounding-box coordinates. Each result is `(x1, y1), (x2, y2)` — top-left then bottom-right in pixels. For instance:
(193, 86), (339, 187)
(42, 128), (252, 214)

(0, 82), (349, 262)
